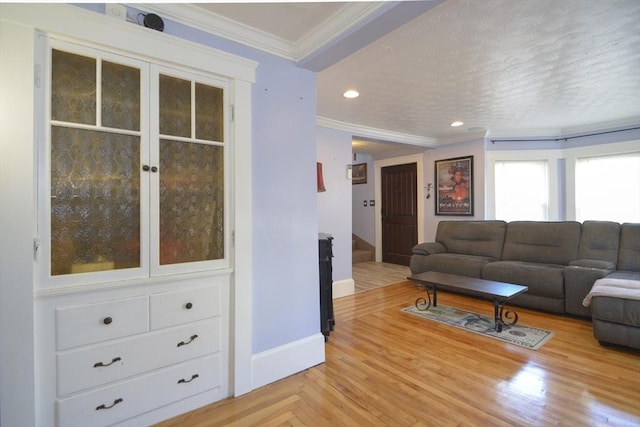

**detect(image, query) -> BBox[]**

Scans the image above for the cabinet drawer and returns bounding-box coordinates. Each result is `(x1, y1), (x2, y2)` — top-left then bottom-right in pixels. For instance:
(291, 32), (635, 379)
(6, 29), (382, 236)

(57, 318), (221, 396)
(57, 354), (221, 427)
(150, 286), (220, 330)
(56, 297), (149, 351)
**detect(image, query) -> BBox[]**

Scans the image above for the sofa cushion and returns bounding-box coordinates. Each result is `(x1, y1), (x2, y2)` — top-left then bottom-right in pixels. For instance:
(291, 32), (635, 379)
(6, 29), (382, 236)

(569, 259), (616, 270)
(607, 271), (640, 281)
(411, 253), (494, 278)
(436, 220), (506, 259)
(482, 261), (565, 299)
(577, 220), (620, 264)
(618, 223), (640, 272)
(502, 221), (581, 265)
(591, 296), (640, 327)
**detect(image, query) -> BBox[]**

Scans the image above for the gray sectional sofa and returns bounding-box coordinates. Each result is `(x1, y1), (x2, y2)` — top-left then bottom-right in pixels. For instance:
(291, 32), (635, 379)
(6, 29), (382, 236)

(410, 220), (640, 349)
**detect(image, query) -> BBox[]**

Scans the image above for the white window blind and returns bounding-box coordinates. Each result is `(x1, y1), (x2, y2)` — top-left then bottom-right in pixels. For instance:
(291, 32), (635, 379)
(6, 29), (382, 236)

(575, 152), (640, 223)
(495, 160), (549, 221)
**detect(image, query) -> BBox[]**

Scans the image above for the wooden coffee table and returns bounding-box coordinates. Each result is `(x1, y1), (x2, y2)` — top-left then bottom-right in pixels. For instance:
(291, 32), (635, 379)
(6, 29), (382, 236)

(408, 271), (528, 332)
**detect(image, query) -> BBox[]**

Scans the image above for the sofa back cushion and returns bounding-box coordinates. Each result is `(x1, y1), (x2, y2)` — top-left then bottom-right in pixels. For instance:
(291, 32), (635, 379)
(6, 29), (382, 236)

(618, 223), (640, 271)
(502, 221), (581, 265)
(577, 220), (620, 263)
(436, 220), (506, 259)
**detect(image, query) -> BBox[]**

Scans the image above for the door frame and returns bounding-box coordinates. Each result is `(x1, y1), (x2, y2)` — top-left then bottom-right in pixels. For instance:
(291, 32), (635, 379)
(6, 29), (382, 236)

(374, 153), (424, 262)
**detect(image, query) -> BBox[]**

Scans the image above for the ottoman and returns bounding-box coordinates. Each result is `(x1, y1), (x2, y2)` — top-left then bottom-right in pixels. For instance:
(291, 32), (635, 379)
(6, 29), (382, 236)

(583, 278), (640, 350)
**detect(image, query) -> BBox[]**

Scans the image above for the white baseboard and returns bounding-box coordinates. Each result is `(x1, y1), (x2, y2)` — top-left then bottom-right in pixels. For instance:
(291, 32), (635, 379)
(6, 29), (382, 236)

(332, 278), (354, 298)
(251, 333), (325, 390)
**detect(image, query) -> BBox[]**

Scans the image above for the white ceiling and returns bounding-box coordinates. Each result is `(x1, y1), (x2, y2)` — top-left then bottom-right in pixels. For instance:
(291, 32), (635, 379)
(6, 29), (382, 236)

(146, 1), (640, 158)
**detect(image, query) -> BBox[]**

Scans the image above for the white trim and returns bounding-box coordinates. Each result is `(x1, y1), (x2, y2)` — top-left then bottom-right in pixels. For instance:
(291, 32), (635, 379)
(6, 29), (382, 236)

(332, 278), (355, 298)
(251, 334), (325, 390)
(137, 3), (390, 63)
(232, 79), (254, 396)
(486, 119), (640, 141)
(138, 3), (295, 60)
(0, 20), (38, 427)
(373, 154), (425, 262)
(317, 116), (437, 147)
(295, 2), (390, 61)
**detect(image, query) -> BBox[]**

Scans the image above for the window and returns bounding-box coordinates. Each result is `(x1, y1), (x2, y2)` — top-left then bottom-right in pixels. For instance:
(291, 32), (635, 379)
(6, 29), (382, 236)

(575, 152), (640, 223)
(494, 160), (549, 221)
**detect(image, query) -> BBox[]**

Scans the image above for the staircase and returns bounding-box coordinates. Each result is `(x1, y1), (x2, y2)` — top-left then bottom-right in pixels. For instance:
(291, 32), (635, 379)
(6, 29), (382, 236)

(352, 234), (375, 264)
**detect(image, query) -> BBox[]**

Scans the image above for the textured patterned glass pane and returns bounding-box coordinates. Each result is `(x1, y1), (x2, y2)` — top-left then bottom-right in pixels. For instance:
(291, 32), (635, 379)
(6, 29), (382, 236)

(51, 50), (96, 125)
(159, 75), (191, 138)
(159, 139), (224, 265)
(102, 61), (140, 131)
(50, 126), (141, 275)
(195, 83), (224, 142)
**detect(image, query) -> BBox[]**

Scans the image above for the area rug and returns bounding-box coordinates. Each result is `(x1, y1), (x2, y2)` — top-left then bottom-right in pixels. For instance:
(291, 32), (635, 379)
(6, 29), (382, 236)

(402, 304), (554, 350)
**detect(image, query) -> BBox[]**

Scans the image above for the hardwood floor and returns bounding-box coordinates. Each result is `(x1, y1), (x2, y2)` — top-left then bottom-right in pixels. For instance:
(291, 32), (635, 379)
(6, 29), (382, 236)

(156, 280), (640, 427)
(353, 261), (410, 293)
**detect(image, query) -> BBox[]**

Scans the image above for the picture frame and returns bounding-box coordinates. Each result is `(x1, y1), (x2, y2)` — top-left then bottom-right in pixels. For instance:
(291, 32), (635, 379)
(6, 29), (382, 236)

(435, 155), (473, 216)
(352, 163), (367, 185)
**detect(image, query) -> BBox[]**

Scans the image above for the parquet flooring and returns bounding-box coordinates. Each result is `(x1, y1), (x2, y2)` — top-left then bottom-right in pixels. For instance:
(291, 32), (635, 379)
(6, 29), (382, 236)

(353, 261), (410, 293)
(156, 279), (640, 427)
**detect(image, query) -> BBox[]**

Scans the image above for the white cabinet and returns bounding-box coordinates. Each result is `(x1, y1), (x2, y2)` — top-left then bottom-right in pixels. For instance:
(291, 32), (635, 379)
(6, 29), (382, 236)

(1, 6), (256, 426)
(28, 32), (234, 427)
(55, 297), (149, 351)
(49, 283), (227, 427)
(150, 286), (221, 329)
(57, 354), (221, 427)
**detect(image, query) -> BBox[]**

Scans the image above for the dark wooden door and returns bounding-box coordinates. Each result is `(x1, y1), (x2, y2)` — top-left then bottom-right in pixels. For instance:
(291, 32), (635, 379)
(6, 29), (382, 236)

(381, 163), (418, 266)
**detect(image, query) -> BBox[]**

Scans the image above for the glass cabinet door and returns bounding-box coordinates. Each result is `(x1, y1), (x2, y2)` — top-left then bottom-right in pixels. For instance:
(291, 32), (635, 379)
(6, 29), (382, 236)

(156, 71), (227, 268)
(43, 41), (229, 286)
(49, 47), (147, 278)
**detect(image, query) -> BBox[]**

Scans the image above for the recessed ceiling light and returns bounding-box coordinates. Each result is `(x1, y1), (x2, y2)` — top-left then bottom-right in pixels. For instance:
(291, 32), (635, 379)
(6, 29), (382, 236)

(450, 121), (464, 127)
(343, 89), (359, 99)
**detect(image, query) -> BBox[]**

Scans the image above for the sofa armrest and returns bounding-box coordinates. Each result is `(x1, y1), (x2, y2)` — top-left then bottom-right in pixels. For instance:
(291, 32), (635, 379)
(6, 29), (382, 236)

(412, 242), (446, 255)
(569, 259), (616, 271)
(564, 265), (614, 317)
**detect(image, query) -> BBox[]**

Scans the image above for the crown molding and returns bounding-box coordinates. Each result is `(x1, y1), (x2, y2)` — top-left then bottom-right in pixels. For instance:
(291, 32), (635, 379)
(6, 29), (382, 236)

(317, 116), (438, 147)
(294, 2), (389, 62)
(559, 117), (640, 137)
(134, 3), (388, 63)
(486, 117), (640, 141)
(435, 131), (489, 145)
(135, 3), (296, 59)
(485, 127), (564, 140)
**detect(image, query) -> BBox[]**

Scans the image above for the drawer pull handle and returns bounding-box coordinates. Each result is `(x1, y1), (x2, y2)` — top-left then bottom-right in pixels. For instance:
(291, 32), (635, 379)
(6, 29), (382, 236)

(93, 357), (122, 368)
(178, 374), (199, 384)
(177, 334), (198, 347)
(185, 302), (193, 309)
(96, 398), (123, 411)
(103, 316), (113, 325)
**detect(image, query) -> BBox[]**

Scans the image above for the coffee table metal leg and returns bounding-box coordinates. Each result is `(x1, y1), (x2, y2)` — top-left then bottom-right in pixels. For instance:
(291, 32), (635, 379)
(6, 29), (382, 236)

(493, 299), (503, 332)
(415, 284), (437, 311)
(493, 298), (520, 332)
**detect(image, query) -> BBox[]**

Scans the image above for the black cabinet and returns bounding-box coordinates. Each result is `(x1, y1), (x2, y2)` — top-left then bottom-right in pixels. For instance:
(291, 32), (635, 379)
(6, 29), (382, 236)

(319, 233), (335, 341)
